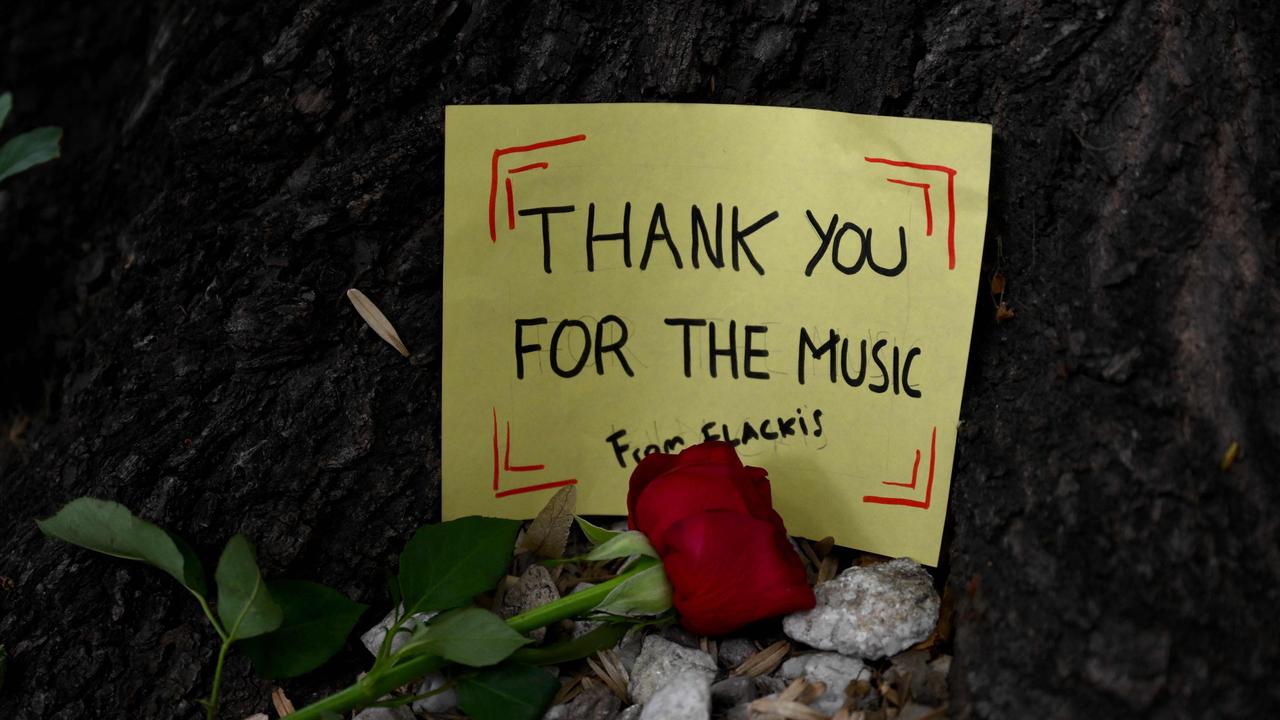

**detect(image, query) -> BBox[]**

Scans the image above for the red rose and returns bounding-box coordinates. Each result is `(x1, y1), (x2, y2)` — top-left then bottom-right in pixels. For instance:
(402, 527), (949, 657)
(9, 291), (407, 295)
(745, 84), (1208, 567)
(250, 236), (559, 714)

(627, 441), (816, 636)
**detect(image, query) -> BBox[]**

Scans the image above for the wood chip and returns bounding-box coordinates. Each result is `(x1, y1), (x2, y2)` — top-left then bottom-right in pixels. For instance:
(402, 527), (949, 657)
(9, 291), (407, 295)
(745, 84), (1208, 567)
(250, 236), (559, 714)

(517, 485), (577, 558)
(346, 288), (410, 357)
(778, 677), (808, 702)
(733, 639), (791, 677)
(587, 649), (630, 703)
(271, 687), (294, 716)
(749, 697), (829, 720)
(554, 673), (584, 705)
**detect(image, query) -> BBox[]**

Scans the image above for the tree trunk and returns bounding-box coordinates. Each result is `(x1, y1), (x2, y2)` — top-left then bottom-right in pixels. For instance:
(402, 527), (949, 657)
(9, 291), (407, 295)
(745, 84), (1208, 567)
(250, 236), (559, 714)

(1, 1), (1276, 717)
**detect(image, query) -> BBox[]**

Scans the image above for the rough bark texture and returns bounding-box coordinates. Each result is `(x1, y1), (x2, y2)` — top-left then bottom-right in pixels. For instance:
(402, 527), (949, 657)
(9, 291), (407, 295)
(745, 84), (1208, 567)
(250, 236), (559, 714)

(1, 1), (1276, 718)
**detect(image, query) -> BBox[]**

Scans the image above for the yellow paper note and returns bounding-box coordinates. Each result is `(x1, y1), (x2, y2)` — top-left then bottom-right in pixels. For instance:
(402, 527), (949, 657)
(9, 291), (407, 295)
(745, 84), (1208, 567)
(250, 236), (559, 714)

(442, 104), (991, 565)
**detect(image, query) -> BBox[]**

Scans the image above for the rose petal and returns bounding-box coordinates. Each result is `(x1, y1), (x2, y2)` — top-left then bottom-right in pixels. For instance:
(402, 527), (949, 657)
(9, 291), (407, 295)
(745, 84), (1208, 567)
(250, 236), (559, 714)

(626, 452), (683, 529)
(659, 509), (816, 636)
(670, 441), (744, 468)
(632, 464), (753, 554)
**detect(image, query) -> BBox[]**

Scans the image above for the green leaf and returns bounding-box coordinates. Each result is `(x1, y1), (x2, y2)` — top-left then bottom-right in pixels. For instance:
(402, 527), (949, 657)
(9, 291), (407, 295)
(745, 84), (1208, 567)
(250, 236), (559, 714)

(0, 93), (11, 130)
(215, 535), (282, 641)
(398, 607), (529, 667)
(398, 516), (521, 615)
(240, 580), (366, 679)
(585, 530), (658, 562)
(457, 664), (559, 720)
(575, 516), (621, 546)
(593, 564), (673, 617)
(0, 126), (61, 183)
(36, 497), (207, 597)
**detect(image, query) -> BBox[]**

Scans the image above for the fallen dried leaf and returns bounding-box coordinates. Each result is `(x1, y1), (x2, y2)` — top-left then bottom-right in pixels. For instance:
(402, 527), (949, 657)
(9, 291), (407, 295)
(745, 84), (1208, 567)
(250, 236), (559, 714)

(271, 687), (294, 716)
(818, 554), (839, 583)
(517, 485), (577, 558)
(990, 271), (1006, 296)
(733, 639), (791, 677)
(346, 288), (410, 357)
(1220, 441), (1240, 471)
(814, 536), (836, 558)
(995, 301), (1015, 323)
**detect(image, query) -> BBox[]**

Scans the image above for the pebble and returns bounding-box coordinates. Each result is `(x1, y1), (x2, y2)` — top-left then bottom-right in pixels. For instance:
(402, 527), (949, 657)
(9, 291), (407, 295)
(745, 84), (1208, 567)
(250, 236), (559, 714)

(783, 558), (939, 659)
(359, 606), (435, 656)
(717, 638), (757, 669)
(498, 564), (561, 642)
(780, 652), (867, 715)
(570, 583), (604, 639)
(638, 674), (711, 720)
(617, 705), (644, 720)
(410, 672), (458, 715)
(351, 707), (412, 720)
(615, 628), (646, 674)
(629, 635), (716, 705)
(710, 675), (754, 707)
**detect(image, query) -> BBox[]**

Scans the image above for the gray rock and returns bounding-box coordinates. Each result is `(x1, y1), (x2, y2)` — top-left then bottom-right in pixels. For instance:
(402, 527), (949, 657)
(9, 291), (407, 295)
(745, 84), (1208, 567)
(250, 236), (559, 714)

(780, 652), (867, 716)
(717, 638), (757, 669)
(359, 606), (435, 656)
(498, 564), (561, 642)
(411, 672), (458, 714)
(629, 635), (716, 705)
(617, 704), (644, 720)
(616, 628), (647, 674)
(754, 675), (787, 695)
(352, 707), (413, 720)
(710, 675), (753, 707)
(543, 705), (568, 720)
(638, 675), (711, 720)
(783, 558), (939, 659)
(724, 703), (751, 720)
(570, 583), (604, 639)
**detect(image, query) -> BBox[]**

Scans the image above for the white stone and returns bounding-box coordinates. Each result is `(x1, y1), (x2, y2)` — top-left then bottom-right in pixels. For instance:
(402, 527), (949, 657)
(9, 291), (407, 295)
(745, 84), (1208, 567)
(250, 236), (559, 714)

(498, 564), (561, 642)
(352, 707), (412, 720)
(410, 672), (458, 714)
(638, 675), (711, 720)
(629, 635), (716, 705)
(783, 558), (939, 659)
(781, 652), (868, 715)
(617, 705), (644, 720)
(359, 606), (435, 656)
(717, 638), (757, 669)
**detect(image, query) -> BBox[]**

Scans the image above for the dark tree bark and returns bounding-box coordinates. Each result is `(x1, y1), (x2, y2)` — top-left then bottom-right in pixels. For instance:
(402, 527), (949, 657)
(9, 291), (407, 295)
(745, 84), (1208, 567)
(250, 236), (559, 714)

(1, 1), (1276, 718)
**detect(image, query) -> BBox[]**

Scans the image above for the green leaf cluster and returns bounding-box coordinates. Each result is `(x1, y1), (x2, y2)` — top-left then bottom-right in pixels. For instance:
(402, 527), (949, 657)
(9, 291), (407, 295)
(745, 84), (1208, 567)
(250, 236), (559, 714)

(0, 92), (62, 184)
